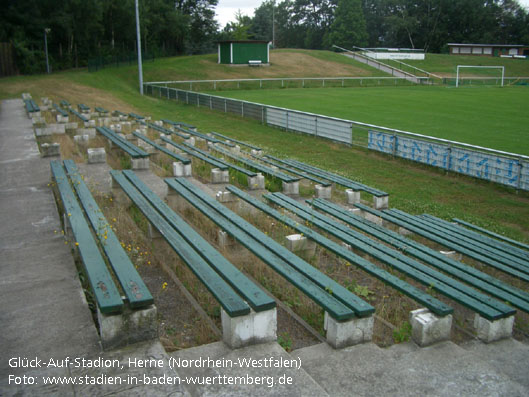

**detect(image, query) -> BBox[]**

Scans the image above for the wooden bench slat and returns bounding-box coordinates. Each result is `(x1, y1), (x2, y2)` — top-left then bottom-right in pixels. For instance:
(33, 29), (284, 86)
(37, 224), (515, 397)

(167, 178), (367, 321)
(213, 146), (300, 183)
(50, 161), (123, 314)
(387, 208), (529, 276)
(209, 131), (262, 151)
(132, 131), (190, 164)
(266, 192), (514, 320)
(110, 171), (250, 317)
(63, 160), (153, 308)
(181, 142), (257, 176)
(311, 198), (529, 313)
(355, 203), (529, 283)
(96, 127), (149, 158)
(160, 136), (227, 170)
(226, 185), (453, 318)
(122, 170), (275, 312)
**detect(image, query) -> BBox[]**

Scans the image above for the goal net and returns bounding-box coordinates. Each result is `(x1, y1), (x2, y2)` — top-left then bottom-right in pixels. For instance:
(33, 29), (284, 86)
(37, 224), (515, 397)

(455, 65), (505, 87)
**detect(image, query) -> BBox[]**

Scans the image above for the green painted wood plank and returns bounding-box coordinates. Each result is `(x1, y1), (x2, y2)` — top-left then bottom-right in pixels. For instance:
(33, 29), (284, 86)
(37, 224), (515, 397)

(166, 178), (361, 321)
(50, 161), (123, 314)
(64, 160), (153, 309)
(312, 198), (529, 314)
(122, 170), (274, 312)
(226, 185), (455, 317)
(110, 171), (250, 317)
(356, 203), (529, 283)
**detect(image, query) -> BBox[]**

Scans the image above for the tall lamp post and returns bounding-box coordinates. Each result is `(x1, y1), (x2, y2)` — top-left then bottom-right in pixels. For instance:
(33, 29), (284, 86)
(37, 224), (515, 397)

(135, 0), (144, 95)
(44, 28), (51, 74)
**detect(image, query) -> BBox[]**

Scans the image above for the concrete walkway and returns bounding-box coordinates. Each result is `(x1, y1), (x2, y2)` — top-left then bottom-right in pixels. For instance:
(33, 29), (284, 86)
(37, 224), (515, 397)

(0, 100), (187, 396)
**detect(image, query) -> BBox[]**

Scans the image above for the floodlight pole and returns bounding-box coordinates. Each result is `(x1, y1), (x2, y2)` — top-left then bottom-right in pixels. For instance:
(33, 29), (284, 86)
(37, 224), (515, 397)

(272, 2), (275, 48)
(135, 0), (144, 95)
(44, 28), (51, 74)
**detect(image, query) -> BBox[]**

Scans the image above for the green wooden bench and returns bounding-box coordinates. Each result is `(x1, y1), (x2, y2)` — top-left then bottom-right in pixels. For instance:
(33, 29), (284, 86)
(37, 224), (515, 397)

(256, 155), (331, 187)
(160, 137), (228, 170)
(213, 146), (300, 183)
(163, 119), (196, 131)
(453, 218), (529, 254)
(53, 104), (69, 117)
(112, 110), (128, 117)
(132, 131), (190, 164)
(266, 155), (388, 197)
(50, 160), (124, 314)
(142, 121), (190, 140)
(265, 192), (515, 321)
(63, 160), (153, 308)
(355, 203), (529, 283)
(60, 100), (71, 108)
(421, 214), (529, 264)
(209, 131), (262, 151)
(68, 108), (89, 123)
(96, 126), (149, 158)
(386, 208), (529, 276)
(162, 119), (232, 146)
(309, 198), (529, 314)
(110, 170), (274, 318)
(226, 185), (453, 318)
(129, 112), (145, 120)
(166, 177), (374, 321)
(95, 107), (109, 114)
(24, 99), (40, 113)
(78, 103), (90, 113)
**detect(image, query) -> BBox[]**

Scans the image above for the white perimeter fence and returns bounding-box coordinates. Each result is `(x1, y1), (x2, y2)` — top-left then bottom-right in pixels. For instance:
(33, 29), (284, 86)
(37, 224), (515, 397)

(144, 82), (529, 191)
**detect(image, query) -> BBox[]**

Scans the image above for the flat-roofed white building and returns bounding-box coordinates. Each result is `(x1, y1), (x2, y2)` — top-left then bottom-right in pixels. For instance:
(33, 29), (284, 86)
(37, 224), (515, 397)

(448, 43), (529, 58)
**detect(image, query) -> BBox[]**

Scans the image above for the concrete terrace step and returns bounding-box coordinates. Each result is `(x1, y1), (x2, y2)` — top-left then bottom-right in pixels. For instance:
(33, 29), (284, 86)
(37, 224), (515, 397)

(170, 341), (329, 396)
(292, 340), (528, 396)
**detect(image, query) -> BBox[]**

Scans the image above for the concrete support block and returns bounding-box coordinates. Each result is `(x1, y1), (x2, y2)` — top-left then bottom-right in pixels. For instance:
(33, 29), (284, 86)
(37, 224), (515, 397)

(247, 173), (265, 190)
(98, 305), (158, 350)
(341, 242), (352, 251)
(285, 234), (316, 256)
(22, 93), (32, 100)
(251, 149), (263, 157)
(87, 148), (107, 164)
(315, 185), (332, 199)
(77, 128), (96, 138)
(65, 122), (78, 131)
(374, 195), (389, 210)
(87, 119), (96, 128)
(360, 211), (383, 226)
(218, 230), (236, 249)
(186, 137), (196, 147)
(399, 227), (413, 236)
(346, 189), (361, 205)
(167, 191), (189, 213)
(173, 161), (192, 177)
(474, 314), (514, 343)
(211, 168), (229, 184)
(73, 134), (90, 145)
(231, 145), (241, 154)
(221, 307), (277, 349)
(216, 191), (236, 203)
(41, 143), (60, 157)
(440, 250), (463, 261)
(148, 223), (162, 240)
(324, 312), (373, 349)
(56, 115), (69, 123)
(132, 158), (150, 170)
(282, 181), (299, 196)
(410, 308), (452, 347)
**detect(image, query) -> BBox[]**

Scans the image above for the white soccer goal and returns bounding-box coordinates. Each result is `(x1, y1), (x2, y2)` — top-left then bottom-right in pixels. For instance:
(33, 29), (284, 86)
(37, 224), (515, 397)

(455, 65), (505, 87)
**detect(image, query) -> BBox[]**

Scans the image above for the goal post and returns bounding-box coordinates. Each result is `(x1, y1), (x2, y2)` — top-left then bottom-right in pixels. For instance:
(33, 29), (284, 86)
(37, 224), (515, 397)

(456, 65), (505, 87)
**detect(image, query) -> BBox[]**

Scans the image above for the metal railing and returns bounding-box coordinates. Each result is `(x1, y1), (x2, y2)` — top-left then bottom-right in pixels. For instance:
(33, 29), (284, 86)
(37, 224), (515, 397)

(144, 82), (529, 191)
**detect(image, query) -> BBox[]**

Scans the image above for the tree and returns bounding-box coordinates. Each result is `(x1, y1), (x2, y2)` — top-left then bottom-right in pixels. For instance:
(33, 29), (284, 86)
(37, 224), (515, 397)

(326, 0), (368, 49)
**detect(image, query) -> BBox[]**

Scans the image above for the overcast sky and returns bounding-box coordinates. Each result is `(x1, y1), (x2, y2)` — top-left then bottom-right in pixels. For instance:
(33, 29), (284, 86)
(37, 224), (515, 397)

(215, 0), (529, 29)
